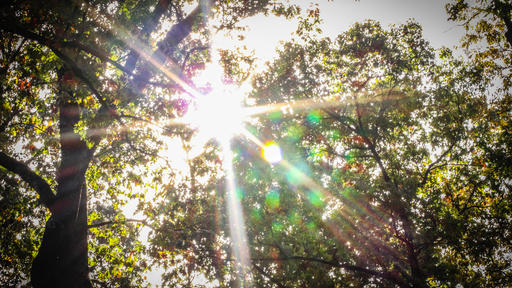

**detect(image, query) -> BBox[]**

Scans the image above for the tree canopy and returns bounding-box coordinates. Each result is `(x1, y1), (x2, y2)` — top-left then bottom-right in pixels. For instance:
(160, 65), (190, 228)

(1, 0), (511, 287)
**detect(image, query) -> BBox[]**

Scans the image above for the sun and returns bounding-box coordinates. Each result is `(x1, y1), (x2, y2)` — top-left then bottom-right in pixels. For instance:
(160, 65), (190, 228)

(183, 82), (249, 145)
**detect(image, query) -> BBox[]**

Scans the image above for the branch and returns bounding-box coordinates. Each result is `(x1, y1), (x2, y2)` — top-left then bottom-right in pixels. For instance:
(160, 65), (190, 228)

(124, 0), (170, 74)
(322, 108), (358, 133)
(158, 0), (213, 57)
(353, 99), (395, 189)
(252, 255), (403, 285)
(252, 263), (287, 288)
(253, 240), (404, 285)
(0, 151), (56, 209)
(133, 0), (215, 90)
(420, 142), (456, 186)
(0, 21), (134, 157)
(181, 45), (209, 71)
(0, 19), (116, 117)
(88, 218), (147, 229)
(60, 40), (132, 75)
(493, 0), (512, 47)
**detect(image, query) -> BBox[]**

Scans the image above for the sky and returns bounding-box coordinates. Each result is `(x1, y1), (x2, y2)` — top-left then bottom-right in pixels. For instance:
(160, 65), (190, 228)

(214, 0), (466, 72)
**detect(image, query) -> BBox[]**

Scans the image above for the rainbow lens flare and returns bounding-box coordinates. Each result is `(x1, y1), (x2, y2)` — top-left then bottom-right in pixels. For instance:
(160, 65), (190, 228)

(262, 141), (282, 164)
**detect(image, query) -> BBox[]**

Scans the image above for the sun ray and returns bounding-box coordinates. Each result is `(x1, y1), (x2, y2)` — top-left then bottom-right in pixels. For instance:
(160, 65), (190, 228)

(89, 2), (416, 280)
(242, 128), (406, 264)
(244, 88), (411, 118)
(83, 0), (206, 99)
(222, 143), (253, 286)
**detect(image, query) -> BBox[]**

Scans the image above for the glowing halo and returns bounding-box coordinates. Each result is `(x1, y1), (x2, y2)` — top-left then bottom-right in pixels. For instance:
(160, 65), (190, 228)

(183, 86), (248, 144)
(262, 141), (282, 164)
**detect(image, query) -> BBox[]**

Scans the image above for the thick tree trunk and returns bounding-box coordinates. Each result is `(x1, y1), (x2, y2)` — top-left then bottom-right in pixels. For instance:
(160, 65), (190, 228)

(31, 185), (91, 288)
(31, 83), (92, 288)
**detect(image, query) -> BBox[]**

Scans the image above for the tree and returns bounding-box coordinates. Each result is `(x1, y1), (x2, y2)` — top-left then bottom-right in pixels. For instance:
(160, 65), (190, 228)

(230, 16), (512, 287)
(0, 0), (298, 287)
(2, 1), (511, 287)
(446, 0), (512, 89)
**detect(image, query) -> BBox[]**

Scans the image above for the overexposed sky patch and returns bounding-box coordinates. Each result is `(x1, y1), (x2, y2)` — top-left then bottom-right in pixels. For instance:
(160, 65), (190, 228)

(213, 0), (465, 72)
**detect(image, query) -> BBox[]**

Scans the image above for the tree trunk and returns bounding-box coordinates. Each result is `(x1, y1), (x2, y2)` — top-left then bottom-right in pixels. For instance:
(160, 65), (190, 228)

(31, 185), (91, 288)
(31, 81), (92, 288)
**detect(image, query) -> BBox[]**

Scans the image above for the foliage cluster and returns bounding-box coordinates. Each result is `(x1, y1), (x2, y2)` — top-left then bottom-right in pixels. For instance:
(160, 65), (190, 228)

(0, 0), (511, 287)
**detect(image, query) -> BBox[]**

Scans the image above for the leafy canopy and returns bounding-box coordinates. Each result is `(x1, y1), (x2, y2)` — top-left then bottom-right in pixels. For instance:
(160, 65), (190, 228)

(1, 0), (511, 287)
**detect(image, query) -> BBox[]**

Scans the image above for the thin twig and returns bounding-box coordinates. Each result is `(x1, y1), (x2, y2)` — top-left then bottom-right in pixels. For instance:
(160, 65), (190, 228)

(88, 218), (147, 229)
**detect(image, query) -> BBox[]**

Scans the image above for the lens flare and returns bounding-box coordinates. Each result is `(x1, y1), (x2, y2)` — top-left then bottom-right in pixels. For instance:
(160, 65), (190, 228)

(261, 141), (282, 164)
(184, 88), (247, 143)
(221, 144), (252, 285)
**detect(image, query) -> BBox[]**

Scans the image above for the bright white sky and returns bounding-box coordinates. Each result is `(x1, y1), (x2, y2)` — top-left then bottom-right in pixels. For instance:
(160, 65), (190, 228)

(214, 0), (465, 71)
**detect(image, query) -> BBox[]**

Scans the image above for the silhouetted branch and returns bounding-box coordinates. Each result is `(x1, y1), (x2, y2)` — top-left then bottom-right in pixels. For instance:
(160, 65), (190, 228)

(0, 20), (118, 120)
(125, 0), (170, 74)
(88, 218), (147, 229)
(134, 0), (215, 89)
(60, 40), (132, 75)
(421, 142), (456, 186)
(252, 255), (404, 286)
(181, 45), (209, 71)
(0, 151), (56, 209)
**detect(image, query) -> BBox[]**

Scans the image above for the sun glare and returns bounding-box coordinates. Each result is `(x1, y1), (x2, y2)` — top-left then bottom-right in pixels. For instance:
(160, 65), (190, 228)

(183, 54), (254, 281)
(184, 86), (247, 143)
(180, 45), (252, 146)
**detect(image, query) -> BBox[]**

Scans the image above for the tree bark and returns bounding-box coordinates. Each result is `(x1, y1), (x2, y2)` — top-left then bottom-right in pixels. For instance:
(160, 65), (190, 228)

(2, 2), (215, 286)
(124, 0), (170, 74)
(0, 151), (56, 208)
(31, 79), (92, 288)
(31, 185), (91, 288)
(496, 1), (512, 48)
(133, 0), (214, 91)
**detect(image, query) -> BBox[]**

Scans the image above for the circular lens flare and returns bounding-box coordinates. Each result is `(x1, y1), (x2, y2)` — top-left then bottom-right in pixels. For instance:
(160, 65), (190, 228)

(262, 141), (282, 164)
